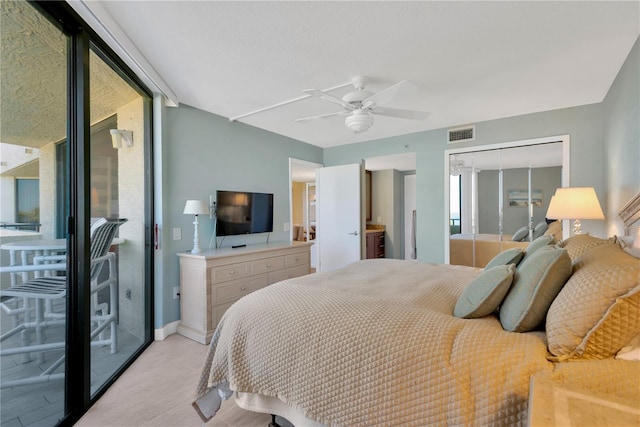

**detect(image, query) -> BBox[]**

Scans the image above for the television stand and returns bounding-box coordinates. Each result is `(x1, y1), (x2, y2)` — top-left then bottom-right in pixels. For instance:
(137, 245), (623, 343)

(176, 241), (312, 344)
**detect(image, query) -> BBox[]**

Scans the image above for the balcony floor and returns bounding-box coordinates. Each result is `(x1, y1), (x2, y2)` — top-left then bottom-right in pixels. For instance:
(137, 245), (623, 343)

(1, 299), (144, 427)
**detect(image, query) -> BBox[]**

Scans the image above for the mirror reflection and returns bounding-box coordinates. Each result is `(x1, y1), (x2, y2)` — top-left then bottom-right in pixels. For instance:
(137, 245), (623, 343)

(449, 142), (564, 267)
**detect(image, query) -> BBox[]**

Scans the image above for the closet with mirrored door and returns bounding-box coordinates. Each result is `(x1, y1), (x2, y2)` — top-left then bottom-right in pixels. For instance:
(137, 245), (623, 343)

(447, 137), (569, 268)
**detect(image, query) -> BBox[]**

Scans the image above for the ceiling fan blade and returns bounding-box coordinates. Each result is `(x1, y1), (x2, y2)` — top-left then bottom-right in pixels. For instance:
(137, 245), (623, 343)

(303, 89), (354, 110)
(371, 106), (430, 120)
(362, 80), (418, 108)
(295, 111), (345, 123)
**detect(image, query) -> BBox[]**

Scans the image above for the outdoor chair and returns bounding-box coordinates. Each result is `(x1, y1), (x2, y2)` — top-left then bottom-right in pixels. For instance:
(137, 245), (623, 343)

(0, 218), (127, 388)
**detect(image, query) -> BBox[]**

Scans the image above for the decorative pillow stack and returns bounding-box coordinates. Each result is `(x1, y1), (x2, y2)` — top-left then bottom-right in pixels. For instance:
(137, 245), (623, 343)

(546, 243), (640, 361)
(499, 245), (571, 332)
(454, 235), (567, 329)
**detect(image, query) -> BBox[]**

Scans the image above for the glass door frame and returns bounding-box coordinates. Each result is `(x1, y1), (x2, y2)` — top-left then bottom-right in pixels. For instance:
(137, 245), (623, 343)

(30, 2), (154, 425)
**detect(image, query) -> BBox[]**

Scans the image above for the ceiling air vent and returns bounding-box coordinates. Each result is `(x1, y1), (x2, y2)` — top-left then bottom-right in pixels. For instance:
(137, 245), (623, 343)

(448, 126), (475, 143)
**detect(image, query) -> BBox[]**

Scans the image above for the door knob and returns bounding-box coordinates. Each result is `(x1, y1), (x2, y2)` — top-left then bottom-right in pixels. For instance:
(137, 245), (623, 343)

(348, 231), (359, 236)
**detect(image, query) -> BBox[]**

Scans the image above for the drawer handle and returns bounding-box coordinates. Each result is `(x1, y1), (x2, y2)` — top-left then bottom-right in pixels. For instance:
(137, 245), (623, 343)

(240, 286), (246, 291)
(294, 257), (300, 262)
(229, 270), (235, 275)
(266, 263), (271, 268)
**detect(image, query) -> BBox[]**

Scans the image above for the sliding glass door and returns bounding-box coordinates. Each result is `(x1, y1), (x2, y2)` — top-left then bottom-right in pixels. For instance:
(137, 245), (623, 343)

(88, 46), (149, 396)
(0, 1), (153, 425)
(1, 2), (69, 424)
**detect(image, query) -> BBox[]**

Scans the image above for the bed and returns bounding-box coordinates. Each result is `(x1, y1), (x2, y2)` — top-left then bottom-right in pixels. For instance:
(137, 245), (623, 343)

(193, 198), (640, 426)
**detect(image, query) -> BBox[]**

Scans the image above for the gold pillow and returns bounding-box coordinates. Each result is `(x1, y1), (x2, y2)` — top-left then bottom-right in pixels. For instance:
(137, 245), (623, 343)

(558, 233), (617, 262)
(546, 243), (640, 361)
(543, 220), (562, 241)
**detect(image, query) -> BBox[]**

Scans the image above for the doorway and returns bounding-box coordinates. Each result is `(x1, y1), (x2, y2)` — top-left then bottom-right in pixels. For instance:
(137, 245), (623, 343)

(364, 152), (416, 260)
(289, 158), (322, 269)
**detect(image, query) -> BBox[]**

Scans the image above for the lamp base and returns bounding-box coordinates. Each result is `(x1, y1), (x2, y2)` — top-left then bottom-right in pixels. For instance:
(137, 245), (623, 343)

(191, 216), (202, 253)
(573, 219), (582, 234)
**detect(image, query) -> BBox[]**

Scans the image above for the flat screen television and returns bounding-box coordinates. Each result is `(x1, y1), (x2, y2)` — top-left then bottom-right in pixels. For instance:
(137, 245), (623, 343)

(216, 190), (274, 236)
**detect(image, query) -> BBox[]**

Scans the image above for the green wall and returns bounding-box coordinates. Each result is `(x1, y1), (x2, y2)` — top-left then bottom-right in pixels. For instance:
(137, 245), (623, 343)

(158, 105), (322, 326)
(603, 36), (640, 236)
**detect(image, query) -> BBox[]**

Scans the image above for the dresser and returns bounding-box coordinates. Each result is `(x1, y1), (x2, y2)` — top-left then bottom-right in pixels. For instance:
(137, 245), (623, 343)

(528, 375), (640, 426)
(177, 241), (312, 344)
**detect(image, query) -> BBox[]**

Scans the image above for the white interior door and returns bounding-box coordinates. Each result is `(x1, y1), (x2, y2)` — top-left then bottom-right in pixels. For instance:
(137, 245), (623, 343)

(317, 163), (363, 272)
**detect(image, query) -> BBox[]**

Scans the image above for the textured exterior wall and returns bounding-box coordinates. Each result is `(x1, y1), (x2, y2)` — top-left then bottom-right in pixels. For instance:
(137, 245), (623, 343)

(116, 97), (145, 339)
(39, 142), (56, 239)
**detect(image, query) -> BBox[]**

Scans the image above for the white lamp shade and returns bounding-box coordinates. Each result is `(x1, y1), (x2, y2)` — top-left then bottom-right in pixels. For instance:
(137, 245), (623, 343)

(183, 200), (209, 215)
(546, 187), (605, 220)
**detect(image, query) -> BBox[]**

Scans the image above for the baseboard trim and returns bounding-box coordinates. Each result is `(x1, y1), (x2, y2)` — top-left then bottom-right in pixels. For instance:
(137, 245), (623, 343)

(154, 320), (180, 341)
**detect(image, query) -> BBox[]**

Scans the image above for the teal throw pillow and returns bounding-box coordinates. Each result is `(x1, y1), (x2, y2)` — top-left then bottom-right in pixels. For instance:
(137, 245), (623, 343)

(511, 226), (529, 242)
(454, 264), (516, 319)
(485, 248), (525, 270)
(499, 246), (572, 332)
(532, 221), (548, 240)
(520, 234), (557, 265)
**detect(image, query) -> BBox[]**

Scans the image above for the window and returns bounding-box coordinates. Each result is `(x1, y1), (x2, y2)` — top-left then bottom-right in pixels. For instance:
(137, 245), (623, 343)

(15, 178), (40, 228)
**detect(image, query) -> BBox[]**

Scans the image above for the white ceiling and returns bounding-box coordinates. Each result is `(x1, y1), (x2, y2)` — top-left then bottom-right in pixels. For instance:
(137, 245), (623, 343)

(88, 1), (638, 149)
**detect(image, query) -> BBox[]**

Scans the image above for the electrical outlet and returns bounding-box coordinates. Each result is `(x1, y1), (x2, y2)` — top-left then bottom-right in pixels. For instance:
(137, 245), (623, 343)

(173, 227), (181, 240)
(283, 222), (290, 232)
(173, 286), (180, 299)
(125, 289), (132, 300)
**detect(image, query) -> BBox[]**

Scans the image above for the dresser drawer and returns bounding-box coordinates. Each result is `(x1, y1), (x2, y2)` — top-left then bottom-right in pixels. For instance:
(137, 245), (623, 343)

(286, 251), (310, 267)
(212, 301), (234, 328)
(212, 275), (269, 305)
(269, 264), (310, 284)
(211, 262), (250, 283)
(252, 256), (285, 274)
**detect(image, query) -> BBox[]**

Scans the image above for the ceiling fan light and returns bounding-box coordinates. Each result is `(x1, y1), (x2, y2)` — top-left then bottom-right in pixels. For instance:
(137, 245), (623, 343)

(345, 111), (374, 133)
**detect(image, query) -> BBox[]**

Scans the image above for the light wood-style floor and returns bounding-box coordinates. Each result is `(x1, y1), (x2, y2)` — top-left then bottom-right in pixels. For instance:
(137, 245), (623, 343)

(76, 334), (274, 427)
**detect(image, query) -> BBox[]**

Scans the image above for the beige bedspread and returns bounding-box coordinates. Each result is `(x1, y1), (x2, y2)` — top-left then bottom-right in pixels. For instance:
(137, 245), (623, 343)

(193, 259), (633, 426)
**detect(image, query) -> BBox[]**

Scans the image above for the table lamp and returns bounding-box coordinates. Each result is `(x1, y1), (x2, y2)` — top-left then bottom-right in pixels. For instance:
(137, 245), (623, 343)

(183, 200), (210, 253)
(546, 187), (604, 235)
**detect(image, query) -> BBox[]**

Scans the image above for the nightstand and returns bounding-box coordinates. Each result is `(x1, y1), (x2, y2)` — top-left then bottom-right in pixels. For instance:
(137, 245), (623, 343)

(528, 375), (640, 426)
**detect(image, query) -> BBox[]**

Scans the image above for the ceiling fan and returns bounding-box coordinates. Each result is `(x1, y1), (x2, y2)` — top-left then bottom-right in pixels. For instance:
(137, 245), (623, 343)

(296, 76), (430, 133)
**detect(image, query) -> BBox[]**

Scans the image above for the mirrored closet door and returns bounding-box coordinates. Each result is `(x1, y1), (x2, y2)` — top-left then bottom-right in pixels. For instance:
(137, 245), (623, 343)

(448, 140), (566, 267)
